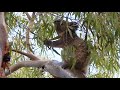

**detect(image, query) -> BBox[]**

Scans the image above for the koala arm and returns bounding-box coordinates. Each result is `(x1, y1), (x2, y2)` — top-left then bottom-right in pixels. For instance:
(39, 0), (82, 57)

(44, 39), (65, 48)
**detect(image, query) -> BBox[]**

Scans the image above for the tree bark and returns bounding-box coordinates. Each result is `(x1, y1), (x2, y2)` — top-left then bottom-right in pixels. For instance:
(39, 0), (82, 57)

(5, 59), (75, 78)
(10, 49), (82, 78)
(0, 12), (9, 77)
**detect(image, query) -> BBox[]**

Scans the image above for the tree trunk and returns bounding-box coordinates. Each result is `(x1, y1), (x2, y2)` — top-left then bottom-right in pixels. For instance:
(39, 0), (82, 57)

(0, 12), (8, 77)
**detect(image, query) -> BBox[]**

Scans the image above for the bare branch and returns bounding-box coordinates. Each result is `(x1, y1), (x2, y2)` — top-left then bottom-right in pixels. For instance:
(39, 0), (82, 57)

(11, 49), (77, 78)
(26, 24), (30, 53)
(12, 49), (39, 60)
(5, 60), (47, 76)
(5, 59), (75, 78)
(24, 12), (31, 20)
(43, 61), (75, 78)
(25, 12), (36, 53)
(32, 12), (36, 18)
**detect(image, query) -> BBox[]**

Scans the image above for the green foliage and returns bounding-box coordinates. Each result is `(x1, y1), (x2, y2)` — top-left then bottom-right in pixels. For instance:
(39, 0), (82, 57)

(8, 67), (53, 78)
(61, 46), (76, 69)
(6, 12), (120, 78)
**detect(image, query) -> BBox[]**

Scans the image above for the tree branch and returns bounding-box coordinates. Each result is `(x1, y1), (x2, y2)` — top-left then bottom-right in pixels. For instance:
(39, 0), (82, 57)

(5, 60), (47, 76)
(5, 60), (75, 78)
(10, 49), (75, 78)
(25, 12), (35, 53)
(24, 12), (32, 20)
(43, 60), (75, 78)
(0, 12), (10, 77)
(12, 49), (39, 60)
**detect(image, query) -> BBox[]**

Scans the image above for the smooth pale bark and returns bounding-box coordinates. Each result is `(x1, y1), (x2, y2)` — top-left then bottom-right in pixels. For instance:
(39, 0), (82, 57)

(10, 50), (84, 78)
(5, 59), (75, 78)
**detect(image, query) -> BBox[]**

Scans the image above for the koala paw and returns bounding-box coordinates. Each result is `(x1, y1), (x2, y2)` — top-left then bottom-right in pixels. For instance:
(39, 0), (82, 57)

(43, 39), (52, 46)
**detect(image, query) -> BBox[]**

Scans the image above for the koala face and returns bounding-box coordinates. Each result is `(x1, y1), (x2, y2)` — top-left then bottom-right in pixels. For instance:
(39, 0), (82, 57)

(54, 19), (78, 37)
(69, 22), (79, 31)
(54, 19), (67, 36)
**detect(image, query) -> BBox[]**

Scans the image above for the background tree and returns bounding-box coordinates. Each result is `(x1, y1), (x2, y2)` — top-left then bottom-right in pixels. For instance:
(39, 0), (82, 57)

(3, 12), (120, 78)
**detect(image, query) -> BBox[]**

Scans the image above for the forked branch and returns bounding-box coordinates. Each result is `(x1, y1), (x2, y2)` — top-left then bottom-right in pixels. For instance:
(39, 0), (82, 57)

(6, 59), (75, 78)
(10, 49), (75, 78)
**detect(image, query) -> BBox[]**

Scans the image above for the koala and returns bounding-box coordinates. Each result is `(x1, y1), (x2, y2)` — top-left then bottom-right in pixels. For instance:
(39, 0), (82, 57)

(44, 19), (90, 78)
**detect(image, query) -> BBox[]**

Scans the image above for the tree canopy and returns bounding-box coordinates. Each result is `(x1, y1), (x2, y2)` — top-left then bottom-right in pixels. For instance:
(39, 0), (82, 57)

(3, 12), (120, 78)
